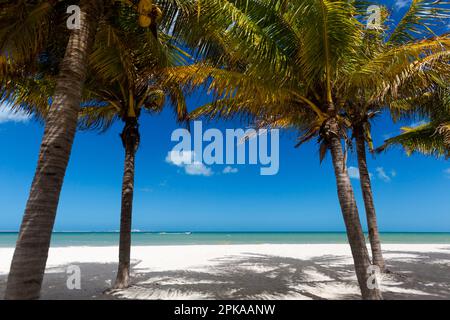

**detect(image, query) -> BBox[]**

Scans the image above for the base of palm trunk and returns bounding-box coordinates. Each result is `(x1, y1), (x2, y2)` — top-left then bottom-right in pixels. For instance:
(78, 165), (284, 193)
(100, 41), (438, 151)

(114, 266), (130, 289)
(372, 252), (388, 273)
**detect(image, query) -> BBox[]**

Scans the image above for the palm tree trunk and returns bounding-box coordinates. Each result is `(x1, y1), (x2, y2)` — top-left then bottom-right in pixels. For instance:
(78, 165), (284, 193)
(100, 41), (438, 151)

(326, 119), (382, 300)
(354, 126), (386, 272)
(114, 119), (140, 289)
(5, 0), (103, 300)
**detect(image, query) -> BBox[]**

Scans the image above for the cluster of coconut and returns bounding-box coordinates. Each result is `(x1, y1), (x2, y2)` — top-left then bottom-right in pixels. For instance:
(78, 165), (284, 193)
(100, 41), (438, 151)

(138, 0), (163, 28)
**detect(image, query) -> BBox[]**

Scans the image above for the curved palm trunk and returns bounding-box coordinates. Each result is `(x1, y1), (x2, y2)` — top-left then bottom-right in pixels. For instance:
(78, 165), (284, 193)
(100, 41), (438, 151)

(5, 0), (103, 300)
(354, 126), (386, 272)
(326, 119), (382, 300)
(114, 119), (140, 289)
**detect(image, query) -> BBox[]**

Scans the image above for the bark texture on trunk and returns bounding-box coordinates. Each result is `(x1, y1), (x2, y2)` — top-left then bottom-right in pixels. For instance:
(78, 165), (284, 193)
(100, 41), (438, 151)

(354, 126), (386, 272)
(325, 118), (382, 300)
(5, 0), (103, 300)
(114, 119), (140, 289)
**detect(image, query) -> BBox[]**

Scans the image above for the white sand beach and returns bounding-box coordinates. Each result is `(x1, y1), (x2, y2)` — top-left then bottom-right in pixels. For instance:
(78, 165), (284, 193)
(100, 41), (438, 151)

(1, 244), (450, 300)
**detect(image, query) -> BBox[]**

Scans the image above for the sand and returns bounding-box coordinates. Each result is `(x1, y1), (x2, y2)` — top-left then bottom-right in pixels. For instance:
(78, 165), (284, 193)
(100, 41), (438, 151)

(1, 244), (450, 300)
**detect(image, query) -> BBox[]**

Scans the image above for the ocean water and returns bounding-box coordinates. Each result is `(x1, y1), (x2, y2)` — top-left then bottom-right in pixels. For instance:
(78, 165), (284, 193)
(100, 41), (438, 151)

(1, 232), (450, 247)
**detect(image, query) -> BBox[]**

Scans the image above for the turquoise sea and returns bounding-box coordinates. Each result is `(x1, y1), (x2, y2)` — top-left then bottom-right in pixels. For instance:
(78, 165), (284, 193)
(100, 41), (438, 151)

(1, 232), (450, 247)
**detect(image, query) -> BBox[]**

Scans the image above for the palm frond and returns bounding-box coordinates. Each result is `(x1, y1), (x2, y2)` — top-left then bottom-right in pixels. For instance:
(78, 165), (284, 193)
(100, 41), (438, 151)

(377, 123), (450, 158)
(388, 0), (450, 45)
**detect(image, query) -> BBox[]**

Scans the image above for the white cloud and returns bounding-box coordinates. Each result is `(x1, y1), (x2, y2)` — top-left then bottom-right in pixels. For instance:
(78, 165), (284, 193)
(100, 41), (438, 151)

(185, 162), (213, 176)
(348, 166), (360, 180)
(166, 151), (213, 177)
(165, 150), (194, 166)
(223, 166), (238, 174)
(0, 105), (31, 124)
(376, 167), (393, 182)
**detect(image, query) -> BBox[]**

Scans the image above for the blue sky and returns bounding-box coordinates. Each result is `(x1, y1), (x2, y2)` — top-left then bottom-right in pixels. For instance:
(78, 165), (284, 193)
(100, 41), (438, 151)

(0, 0), (449, 232)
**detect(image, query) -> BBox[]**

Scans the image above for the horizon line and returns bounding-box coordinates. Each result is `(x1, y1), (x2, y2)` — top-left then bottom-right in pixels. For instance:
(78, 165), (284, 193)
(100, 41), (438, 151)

(1, 230), (450, 234)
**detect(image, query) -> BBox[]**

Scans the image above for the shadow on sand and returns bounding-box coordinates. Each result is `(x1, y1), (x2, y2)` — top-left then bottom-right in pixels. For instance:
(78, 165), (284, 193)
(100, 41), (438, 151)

(1, 248), (450, 300)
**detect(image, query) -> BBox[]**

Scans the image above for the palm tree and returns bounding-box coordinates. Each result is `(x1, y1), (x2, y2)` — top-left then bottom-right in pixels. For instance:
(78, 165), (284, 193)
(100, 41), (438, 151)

(163, 0), (383, 299)
(77, 13), (191, 288)
(377, 86), (450, 157)
(1, 0), (239, 297)
(343, 0), (450, 271)
(0, 0), (164, 299)
(1, 0), (104, 300)
(163, 0), (449, 299)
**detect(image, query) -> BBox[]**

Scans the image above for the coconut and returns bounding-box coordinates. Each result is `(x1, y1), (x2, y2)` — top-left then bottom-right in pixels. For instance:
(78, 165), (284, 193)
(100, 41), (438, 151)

(138, 0), (153, 15)
(139, 15), (152, 28)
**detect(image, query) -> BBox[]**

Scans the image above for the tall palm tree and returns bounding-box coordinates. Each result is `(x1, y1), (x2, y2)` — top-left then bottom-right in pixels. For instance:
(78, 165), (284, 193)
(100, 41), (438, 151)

(77, 12), (191, 288)
(1, 0), (240, 297)
(164, 0), (383, 299)
(343, 0), (450, 271)
(163, 0), (449, 299)
(1, 0), (104, 300)
(0, 0), (165, 299)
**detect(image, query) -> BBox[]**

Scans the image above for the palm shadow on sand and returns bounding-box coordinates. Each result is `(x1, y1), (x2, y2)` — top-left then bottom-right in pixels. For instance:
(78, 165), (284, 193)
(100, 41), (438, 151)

(1, 248), (450, 300)
(118, 250), (450, 300)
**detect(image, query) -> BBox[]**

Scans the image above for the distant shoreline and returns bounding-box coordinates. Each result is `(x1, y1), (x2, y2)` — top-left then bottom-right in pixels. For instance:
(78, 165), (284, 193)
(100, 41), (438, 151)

(1, 231), (450, 234)
(2, 232), (450, 247)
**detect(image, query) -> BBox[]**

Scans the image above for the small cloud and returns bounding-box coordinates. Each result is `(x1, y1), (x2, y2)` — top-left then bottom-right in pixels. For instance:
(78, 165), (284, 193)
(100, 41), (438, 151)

(223, 166), (238, 174)
(165, 150), (195, 166)
(376, 167), (395, 182)
(166, 151), (213, 177)
(185, 162), (213, 176)
(0, 105), (31, 124)
(348, 166), (360, 180)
